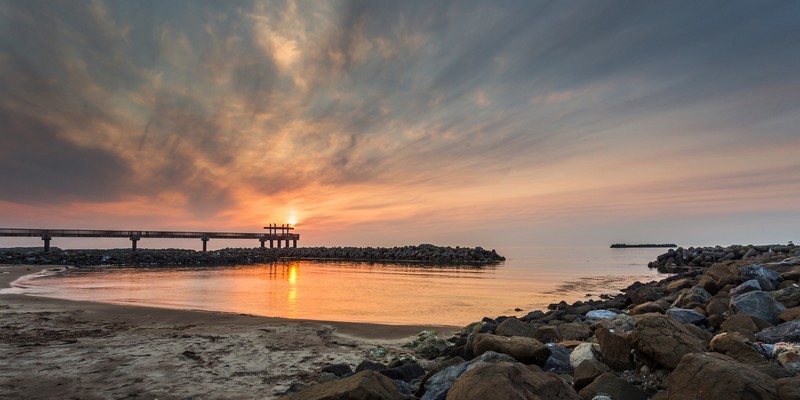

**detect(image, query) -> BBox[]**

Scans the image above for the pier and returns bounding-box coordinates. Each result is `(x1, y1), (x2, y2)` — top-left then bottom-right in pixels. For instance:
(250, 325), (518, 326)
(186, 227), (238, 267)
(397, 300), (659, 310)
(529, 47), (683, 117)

(0, 225), (299, 252)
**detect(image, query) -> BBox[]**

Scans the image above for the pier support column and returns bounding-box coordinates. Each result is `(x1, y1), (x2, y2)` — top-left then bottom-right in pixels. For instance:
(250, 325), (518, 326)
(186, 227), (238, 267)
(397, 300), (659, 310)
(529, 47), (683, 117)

(285, 239), (290, 248)
(259, 238), (266, 250)
(270, 239), (274, 248)
(41, 235), (51, 253)
(130, 236), (140, 252)
(202, 237), (209, 253)
(277, 240), (282, 248)
(292, 239), (297, 248)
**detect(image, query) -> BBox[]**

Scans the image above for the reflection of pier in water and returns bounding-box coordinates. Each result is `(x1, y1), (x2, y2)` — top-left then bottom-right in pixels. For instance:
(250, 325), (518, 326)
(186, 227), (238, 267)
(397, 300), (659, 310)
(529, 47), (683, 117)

(0, 225), (299, 252)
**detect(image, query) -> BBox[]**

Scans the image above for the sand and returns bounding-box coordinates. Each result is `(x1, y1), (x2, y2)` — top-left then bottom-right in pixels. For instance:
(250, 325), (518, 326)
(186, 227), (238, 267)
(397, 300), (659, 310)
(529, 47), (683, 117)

(0, 265), (458, 399)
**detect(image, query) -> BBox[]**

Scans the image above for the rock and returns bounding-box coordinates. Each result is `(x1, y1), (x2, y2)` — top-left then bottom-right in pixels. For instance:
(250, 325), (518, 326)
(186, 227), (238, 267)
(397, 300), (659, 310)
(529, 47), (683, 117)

(709, 332), (765, 364)
(681, 322), (713, 344)
(569, 342), (600, 369)
(775, 376), (800, 400)
(740, 264), (783, 286)
(368, 346), (387, 360)
(543, 343), (572, 374)
(534, 325), (560, 343)
(379, 362), (425, 382)
(285, 370), (404, 400)
(284, 382), (309, 394)
(730, 290), (786, 324)
(673, 286), (712, 308)
(558, 322), (593, 341)
(321, 363), (353, 377)
(772, 286), (800, 308)
(420, 351), (515, 400)
(608, 313), (636, 332)
(414, 357), (463, 398)
(578, 372), (647, 400)
(471, 333), (551, 366)
(707, 262), (741, 287)
(775, 342), (800, 373)
(316, 372), (339, 383)
(756, 320), (800, 343)
(720, 314), (764, 339)
(585, 310), (617, 320)
(496, 318), (535, 337)
(630, 285), (659, 305)
(595, 327), (632, 370)
(705, 297), (730, 315)
(573, 359), (610, 391)
(630, 301), (664, 315)
(407, 330), (450, 359)
(779, 306), (800, 322)
(446, 361), (581, 400)
(731, 279), (765, 295)
(629, 314), (706, 369)
(356, 360), (386, 372)
(666, 277), (694, 293)
(667, 352), (776, 400)
(665, 307), (706, 325)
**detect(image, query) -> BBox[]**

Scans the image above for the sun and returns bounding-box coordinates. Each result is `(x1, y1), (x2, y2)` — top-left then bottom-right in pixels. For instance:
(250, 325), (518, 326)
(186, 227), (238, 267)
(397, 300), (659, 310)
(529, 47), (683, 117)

(287, 212), (298, 226)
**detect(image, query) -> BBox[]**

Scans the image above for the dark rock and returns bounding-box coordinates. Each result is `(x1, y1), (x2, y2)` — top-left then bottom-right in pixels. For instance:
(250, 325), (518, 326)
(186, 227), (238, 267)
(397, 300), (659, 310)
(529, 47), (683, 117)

(740, 264), (783, 286)
(533, 325), (560, 343)
(558, 322), (593, 341)
(667, 352), (776, 400)
(720, 314), (765, 339)
(673, 286), (712, 309)
(524, 310), (546, 321)
(356, 360), (386, 372)
(731, 279), (765, 296)
(705, 297), (730, 315)
(665, 308), (706, 325)
(595, 327), (632, 370)
(471, 333), (551, 366)
(414, 357), (464, 398)
(284, 370), (404, 400)
(706, 262), (742, 287)
(420, 351), (515, 400)
(573, 359), (610, 391)
(730, 290), (786, 324)
(379, 362), (425, 382)
(772, 286), (800, 308)
(756, 320), (800, 343)
(709, 332), (766, 364)
(322, 363), (353, 377)
(630, 285), (659, 305)
(446, 361), (581, 400)
(543, 343), (572, 374)
(578, 372), (646, 400)
(496, 318), (535, 337)
(779, 306), (800, 322)
(775, 376), (800, 400)
(630, 301), (665, 315)
(629, 314), (706, 369)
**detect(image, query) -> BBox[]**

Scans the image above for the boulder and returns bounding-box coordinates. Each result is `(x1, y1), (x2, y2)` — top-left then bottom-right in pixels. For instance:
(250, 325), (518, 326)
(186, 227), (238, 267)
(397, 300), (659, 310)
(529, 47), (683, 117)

(720, 314), (763, 339)
(608, 313), (637, 332)
(775, 376), (800, 400)
(740, 264), (783, 287)
(534, 325), (560, 343)
(707, 262), (742, 287)
(321, 363), (353, 377)
(356, 360), (386, 372)
(558, 322), (593, 341)
(496, 318), (536, 337)
(629, 314), (706, 369)
(407, 331), (450, 359)
(415, 357), (463, 398)
(630, 301), (664, 315)
(709, 332), (765, 364)
(730, 279), (765, 296)
(543, 343), (573, 374)
(705, 297), (730, 315)
(775, 342), (800, 373)
(778, 306), (800, 322)
(630, 285), (659, 305)
(730, 290), (786, 324)
(667, 352), (776, 400)
(585, 310), (617, 320)
(445, 361), (581, 400)
(471, 333), (551, 366)
(285, 370), (404, 400)
(673, 286), (712, 308)
(595, 327), (632, 370)
(772, 286), (800, 308)
(569, 342), (600, 369)
(756, 320), (800, 343)
(379, 362), (425, 382)
(573, 359), (610, 391)
(420, 351), (516, 400)
(665, 308), (706, 325)
(578, 372), (647, 400)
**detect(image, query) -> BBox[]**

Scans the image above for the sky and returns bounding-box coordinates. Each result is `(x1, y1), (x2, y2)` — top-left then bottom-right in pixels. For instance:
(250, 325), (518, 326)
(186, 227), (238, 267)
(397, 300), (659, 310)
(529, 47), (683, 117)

(0, 1), (799, 249)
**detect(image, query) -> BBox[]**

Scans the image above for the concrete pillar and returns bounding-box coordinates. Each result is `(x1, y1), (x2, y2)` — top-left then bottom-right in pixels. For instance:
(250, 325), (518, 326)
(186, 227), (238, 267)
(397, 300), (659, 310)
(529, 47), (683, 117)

(292, 239), (297, 248)
(277, 240), (282, 248)
(42, 235), (51, 253)
(130, 236), (140, 252)
(285, 239), (290, 248)
(202, 237), (209, 252)
(260, 238), (266, 249)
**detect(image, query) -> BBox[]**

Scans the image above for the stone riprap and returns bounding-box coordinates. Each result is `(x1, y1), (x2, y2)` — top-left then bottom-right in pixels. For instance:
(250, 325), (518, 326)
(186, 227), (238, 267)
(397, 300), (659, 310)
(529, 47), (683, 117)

(649, 243), (799, 273)
(285, 249), (800, 399)
(0, 244), (505, 266)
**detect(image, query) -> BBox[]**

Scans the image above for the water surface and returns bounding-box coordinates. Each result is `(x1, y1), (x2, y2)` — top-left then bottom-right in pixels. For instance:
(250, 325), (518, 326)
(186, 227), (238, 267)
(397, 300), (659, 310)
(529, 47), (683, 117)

(7, 246), (666, 326)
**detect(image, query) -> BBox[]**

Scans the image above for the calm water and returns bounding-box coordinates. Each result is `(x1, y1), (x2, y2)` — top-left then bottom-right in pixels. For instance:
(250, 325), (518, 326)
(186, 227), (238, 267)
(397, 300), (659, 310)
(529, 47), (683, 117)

(6, 246), (665, 326)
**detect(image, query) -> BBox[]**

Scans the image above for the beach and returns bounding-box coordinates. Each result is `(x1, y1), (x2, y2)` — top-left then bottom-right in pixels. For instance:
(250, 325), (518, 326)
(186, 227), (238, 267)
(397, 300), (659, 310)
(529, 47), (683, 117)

(0, 265), (456, 399)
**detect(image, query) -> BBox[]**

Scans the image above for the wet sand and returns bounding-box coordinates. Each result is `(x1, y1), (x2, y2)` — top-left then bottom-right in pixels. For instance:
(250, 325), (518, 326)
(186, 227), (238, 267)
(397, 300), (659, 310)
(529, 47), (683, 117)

(0, 265), (457, 399)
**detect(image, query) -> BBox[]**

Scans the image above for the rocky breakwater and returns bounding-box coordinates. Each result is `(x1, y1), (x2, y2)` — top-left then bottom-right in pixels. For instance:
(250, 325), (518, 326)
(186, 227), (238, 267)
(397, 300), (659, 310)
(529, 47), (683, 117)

(283, 253), (800, 399)
(649, 243), (799, 273)
(0, 247), (280, 267)
(275, 244), (505, 264)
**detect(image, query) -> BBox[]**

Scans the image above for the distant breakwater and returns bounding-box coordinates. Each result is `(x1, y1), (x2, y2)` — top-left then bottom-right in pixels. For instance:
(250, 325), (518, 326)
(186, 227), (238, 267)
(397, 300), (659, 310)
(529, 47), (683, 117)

(0, 244), (505, 267)
(649, 243), (799, 273)
(610, 243), (677, 248)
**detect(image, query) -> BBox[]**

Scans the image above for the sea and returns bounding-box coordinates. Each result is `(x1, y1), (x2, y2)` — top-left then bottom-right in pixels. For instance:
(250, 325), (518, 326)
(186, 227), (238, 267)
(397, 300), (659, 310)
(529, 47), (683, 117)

(4, 246), (666, 327)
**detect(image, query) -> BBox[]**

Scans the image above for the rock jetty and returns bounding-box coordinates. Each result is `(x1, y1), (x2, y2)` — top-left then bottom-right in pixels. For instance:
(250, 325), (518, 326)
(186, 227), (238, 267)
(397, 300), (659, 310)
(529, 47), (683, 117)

(610, 243), (677, 248)
(649, 243), (799, 273)
(0, 244), (505, 267)
(284, 247), (800, 399)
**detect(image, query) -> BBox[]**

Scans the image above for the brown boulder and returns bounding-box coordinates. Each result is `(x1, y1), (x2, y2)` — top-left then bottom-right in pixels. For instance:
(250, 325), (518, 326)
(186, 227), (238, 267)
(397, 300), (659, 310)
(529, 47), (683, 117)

(779, 306), (800, 322)
(573, 359), (609, 391)
(772, 286), (800, 308)
(496, 318), (536, 337)
(776, 376), (800, 400)
(284, 370), (404, 400)
(595, 327), (632, 370)
(471, 333), (551, 366)
(558, 322), (592, 341)
(578, 372), (647, 400)
(673, 286), (712, 309)
(533, 325), (560, 343)
(630, 301), (664, 315)
(445, 361), (580, 400)
(707, 261), (742, 287)
(629, 314), (706, 369)
(667, 352), (777, 400)
(721, 314), (771, 340)
(630, 285), (660, 305)
(709, 332), (766, 364)
(706, 296), (730, 315)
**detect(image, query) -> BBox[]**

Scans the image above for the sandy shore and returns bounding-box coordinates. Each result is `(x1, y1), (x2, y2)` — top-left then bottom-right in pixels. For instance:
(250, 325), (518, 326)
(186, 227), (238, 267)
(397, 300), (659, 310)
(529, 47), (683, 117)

(0, 265), (457, 399)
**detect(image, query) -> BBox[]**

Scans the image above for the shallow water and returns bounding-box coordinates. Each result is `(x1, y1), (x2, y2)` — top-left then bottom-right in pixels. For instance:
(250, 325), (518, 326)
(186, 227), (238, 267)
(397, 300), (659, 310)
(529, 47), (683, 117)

(7, 246), (666, 326)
